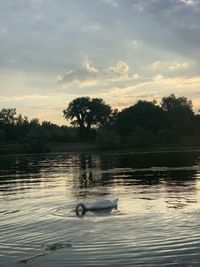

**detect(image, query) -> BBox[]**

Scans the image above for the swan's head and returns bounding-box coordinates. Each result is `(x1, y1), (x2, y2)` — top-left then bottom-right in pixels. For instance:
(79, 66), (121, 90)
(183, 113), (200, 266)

(76, 203), (87, 217)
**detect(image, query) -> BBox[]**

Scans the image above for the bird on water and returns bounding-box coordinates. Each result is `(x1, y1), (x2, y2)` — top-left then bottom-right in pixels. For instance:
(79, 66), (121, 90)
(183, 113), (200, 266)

(75, 198), (118, 217)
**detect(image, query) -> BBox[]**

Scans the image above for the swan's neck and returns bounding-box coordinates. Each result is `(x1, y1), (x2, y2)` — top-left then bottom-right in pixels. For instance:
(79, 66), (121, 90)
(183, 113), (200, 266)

(76, 203), (87, 212)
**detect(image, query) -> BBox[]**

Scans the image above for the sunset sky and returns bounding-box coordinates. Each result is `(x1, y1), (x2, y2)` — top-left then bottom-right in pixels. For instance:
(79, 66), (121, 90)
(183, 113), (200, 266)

(0, 0), (200, 125)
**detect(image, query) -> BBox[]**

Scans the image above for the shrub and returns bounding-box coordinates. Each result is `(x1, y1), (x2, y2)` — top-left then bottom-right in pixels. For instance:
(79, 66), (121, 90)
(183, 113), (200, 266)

(128, 127), (156, 147)
(96, 129), (121, 149)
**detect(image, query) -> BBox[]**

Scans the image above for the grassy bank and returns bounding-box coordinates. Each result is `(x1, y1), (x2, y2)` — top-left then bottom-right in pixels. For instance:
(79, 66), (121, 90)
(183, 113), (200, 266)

(1, 141), (200, 156)
(0, 142), (97, 155)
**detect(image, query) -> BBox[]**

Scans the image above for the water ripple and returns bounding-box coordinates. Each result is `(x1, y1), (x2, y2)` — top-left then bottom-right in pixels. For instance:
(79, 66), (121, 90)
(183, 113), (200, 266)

(1, 152), (200, 266)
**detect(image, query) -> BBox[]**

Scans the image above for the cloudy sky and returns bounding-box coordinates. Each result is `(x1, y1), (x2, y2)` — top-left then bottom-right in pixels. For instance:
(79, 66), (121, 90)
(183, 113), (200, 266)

(0, 0), (200, 125)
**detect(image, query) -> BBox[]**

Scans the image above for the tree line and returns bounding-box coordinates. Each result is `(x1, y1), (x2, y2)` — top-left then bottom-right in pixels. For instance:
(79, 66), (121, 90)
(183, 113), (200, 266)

(0, 109), (78, 153)
(1, 94), (200, 153)
(63, 94), (200, 148)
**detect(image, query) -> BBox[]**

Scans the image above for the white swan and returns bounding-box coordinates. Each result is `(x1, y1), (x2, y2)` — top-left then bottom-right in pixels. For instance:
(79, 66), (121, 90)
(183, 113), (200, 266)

(76, 198), (118, 216)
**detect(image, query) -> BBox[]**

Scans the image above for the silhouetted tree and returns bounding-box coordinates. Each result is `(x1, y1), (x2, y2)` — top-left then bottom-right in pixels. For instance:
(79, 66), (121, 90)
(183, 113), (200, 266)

(115, 100), (165, 136)
(193, 114), (200, 135)
(63, 97), (112, 139)
(0, 108), (76, 150)
(161, 94), (193, 113)
(161, 94), (194, 135)
(0, 108), (17, 125)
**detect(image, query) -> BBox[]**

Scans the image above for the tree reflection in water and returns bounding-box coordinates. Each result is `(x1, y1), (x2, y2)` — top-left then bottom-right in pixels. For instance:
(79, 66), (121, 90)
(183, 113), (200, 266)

(0, 151), (200, 210)
(72, 151), (200, 209)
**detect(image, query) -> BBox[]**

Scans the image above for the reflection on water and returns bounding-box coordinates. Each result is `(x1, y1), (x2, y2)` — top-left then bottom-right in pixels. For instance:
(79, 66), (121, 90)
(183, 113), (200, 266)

(1, 150), (200, 266)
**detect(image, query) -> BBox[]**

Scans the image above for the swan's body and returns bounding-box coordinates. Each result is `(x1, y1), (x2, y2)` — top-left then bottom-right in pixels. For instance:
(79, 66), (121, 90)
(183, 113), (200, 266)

(87, 198), (118, 210)
(75, 198), (118, 217)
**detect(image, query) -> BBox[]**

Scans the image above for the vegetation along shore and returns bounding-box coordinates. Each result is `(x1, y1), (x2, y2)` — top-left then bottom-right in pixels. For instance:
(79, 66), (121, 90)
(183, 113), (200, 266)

(0, 93), (200, 155)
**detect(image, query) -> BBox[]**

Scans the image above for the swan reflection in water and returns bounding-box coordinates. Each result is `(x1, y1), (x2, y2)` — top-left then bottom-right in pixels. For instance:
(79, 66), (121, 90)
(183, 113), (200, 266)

(75, 198), (118, 218)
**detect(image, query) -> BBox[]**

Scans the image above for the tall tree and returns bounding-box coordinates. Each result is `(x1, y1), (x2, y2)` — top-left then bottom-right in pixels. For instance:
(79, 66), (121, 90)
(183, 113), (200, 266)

(161, 94), (194, 134)
(161, 94), (193, 113)
(115, 100), (165, 136)
(63, 97), (112, 131)
(0, 108), (17, 125)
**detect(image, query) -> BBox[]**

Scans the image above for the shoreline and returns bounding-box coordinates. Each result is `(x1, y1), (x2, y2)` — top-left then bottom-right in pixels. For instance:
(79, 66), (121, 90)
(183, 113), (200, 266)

(1, 142), (200, 156)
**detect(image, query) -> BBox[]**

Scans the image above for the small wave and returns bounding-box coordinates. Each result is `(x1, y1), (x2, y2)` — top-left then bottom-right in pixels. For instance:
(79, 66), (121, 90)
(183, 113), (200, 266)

(0, 209), (20, 215)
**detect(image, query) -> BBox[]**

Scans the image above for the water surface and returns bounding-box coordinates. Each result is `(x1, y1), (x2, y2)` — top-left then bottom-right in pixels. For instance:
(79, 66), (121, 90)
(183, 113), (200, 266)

(1, 150), (200, 266)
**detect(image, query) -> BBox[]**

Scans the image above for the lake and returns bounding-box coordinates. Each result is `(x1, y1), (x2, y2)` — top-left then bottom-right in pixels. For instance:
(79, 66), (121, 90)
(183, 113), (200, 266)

(1, 150), (200, 266)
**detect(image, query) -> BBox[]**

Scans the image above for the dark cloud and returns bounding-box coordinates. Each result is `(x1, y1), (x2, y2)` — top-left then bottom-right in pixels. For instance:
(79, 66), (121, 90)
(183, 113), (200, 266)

(130, 0), (200, 58)
(0, 0), (199, 72)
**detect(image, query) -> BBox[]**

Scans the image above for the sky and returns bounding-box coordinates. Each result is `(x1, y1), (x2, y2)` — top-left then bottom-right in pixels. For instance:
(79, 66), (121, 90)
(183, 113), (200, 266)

(0, 0), (200, 125)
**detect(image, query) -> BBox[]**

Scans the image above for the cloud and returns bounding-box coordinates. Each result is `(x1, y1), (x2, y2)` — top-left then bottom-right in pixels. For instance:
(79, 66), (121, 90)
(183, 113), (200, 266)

(101, 0), (119, 8)
(0, 94), (50, 101)
(180, 0), (198, 7)
(168, 61), (188, 71)
(153, 74), (163, 81)
(152, 61), (161, 69)
(151, 60), (188, 72)
(107, 61), (129, 74)
(57, 58), (137, 88)
(154, 75), (200, 89)
(133, 3), (144, 12)
(81, 23), (101, 32)
(56, 57), (99, 87)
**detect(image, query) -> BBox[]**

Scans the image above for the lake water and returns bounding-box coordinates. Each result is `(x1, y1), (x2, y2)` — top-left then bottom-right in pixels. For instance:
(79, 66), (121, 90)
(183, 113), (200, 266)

(1, 150), (200, 266)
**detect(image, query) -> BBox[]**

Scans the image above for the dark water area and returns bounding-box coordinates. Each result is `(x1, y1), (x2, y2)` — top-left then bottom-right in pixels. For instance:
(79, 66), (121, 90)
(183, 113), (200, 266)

(1, 150), (200, 266)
